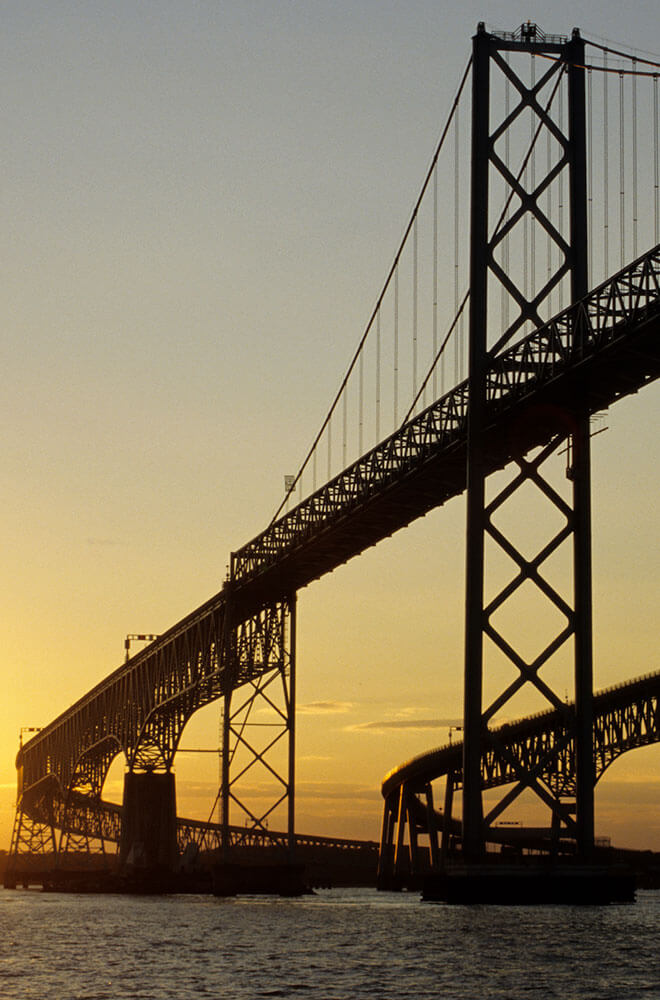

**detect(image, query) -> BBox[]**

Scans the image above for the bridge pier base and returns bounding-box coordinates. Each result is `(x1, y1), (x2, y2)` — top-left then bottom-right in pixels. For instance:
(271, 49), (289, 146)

(120, 771), (179, 875)
(422, 863), (635, 905)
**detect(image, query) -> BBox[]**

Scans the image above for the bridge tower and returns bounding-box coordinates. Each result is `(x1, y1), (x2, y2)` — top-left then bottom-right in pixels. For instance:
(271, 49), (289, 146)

(463, 23), (593, 859)
(217, 590), (297, 869)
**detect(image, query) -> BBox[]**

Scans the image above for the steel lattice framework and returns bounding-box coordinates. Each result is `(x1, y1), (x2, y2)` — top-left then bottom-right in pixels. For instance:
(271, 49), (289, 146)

(12, 596), (293, 862)
(10, 243), (660, 871)
(378, 668), (660, 883)
(462, 24), (596, 859)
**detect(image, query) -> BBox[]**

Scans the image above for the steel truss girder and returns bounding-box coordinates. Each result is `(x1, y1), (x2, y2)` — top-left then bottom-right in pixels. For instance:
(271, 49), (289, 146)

(231, 247), (660, 593)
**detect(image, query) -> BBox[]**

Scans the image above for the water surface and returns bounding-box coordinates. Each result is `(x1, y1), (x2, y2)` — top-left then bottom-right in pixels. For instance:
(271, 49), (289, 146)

(1, 887), (658, 999)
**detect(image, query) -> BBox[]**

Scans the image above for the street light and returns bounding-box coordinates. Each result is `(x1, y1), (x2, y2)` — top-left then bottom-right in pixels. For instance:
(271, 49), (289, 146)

(19, 726), (41, 748)
(124, 634), (160, 662)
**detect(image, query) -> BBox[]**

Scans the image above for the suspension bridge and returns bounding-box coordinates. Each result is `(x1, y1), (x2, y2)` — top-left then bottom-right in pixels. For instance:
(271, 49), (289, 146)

(7, 23), (660, 898)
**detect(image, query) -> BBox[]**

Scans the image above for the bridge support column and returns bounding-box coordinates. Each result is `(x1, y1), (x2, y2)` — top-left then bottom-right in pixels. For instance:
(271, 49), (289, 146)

(463, 23), (593, 860)
(218, 593), (298, 864)
(440, 771), (455, 866)
(377, 794), (397, 888)
(119, 771), (179, 873)
(463, 19), (490, 861)
(567, 30), (595, 861)
(5, 794), (59, 888)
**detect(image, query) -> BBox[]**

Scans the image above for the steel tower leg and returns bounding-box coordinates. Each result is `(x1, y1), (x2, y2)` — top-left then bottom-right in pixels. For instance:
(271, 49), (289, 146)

(287, 591), (297, 862)
(567, 29), (595, 859)
(221, 685), (232, 861)
(463, 21), (491, 860)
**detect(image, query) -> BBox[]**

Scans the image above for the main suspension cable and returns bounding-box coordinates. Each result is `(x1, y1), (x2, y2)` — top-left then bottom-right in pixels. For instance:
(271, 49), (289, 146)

(538, 48), (660, 77)
(582, 37), (660, 70)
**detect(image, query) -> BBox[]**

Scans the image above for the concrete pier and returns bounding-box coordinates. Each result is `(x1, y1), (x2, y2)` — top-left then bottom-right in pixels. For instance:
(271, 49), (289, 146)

(120, 771), (179, 873)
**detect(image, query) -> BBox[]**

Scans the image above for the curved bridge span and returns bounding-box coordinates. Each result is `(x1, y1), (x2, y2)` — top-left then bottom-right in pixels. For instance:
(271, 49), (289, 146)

(10, 248), (660, 874)
(379, 668), (660, 884)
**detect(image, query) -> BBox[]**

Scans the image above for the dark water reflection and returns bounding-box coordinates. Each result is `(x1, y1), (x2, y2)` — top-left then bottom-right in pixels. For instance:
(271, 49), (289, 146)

(1, 887), (659, 999)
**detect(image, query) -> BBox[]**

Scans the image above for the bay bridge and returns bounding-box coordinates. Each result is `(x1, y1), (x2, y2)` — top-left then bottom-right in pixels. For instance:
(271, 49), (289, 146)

(7, 23), (660, 895)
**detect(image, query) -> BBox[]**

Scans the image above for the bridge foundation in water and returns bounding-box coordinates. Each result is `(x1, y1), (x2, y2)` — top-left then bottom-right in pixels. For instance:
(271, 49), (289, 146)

(422, 863), (636, 905)
(119, 772), (179, 873)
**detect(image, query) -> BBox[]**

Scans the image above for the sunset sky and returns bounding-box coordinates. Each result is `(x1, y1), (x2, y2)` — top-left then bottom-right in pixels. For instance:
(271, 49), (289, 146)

(2, 0), (659, 854)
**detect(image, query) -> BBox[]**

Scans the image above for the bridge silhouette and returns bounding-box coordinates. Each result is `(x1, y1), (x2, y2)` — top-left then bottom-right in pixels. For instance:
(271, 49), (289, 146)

(7, 24), (660, 894)
(379, 668), (660, 886)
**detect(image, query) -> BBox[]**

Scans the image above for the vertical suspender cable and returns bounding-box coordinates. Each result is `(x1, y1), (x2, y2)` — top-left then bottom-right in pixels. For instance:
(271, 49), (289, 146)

(587, 68), (593, 286)
(619, 71), (625, 268)
(413, 215), (418, 409)
(523, 75), (529, 314)
(654, 74), (659, 245)
(454, 101), (460, 381)
(376, 310), (381, 441)
(558, 77), (564, 308)
(327, 416), (332, 482)
(603, 51), (609, 276)
(547, 97), (553, 316)
(394, 267), (399, 426)
(433, 163), (439, 399)
(504, 53), (510, 332)
(632, 61), (638, 258)
(530, 55), (536, 304)
(342, 382), (347, 468)
(359, 351), (363, 456)
(503, 70), (510, 333)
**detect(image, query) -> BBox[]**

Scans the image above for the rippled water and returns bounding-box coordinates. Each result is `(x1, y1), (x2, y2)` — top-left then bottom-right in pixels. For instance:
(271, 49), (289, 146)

(1, 887), (659, 999)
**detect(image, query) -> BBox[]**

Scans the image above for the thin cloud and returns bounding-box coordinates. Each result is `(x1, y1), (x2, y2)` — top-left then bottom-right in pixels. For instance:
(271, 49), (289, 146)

(299, 701), (354, 715)
(296, 782), (382, 802)
(349, 717), (462, 733)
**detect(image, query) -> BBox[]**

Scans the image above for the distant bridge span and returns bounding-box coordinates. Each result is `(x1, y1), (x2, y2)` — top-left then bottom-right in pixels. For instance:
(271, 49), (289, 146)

(12, 246), (660, 866)
(18, 667), (660, 868)
(382, 668), (660, 799)
(379, 668), (660, 870)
